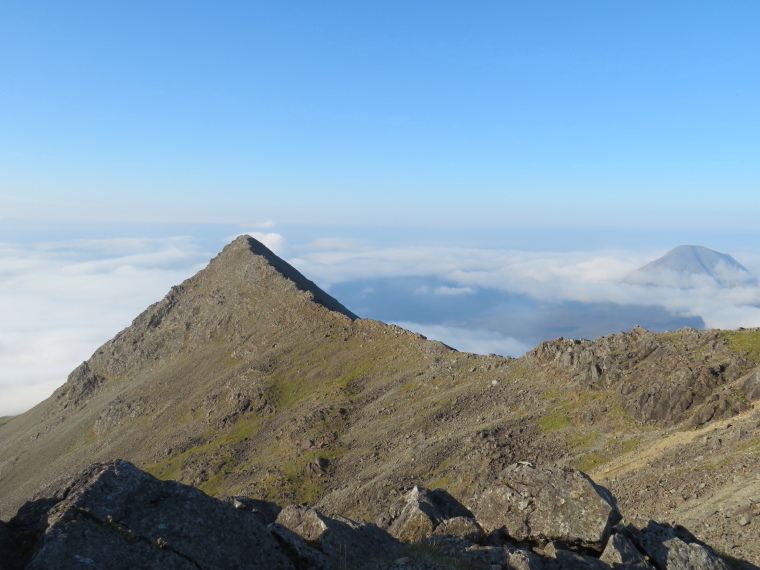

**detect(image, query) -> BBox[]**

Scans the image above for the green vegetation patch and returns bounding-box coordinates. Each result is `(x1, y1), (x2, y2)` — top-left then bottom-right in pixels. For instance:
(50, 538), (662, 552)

(719, 330), (760, 362)
(424, 456), (457, 490)
(538, 410), (572, 432)
(0, 416), (14, 428)
(573, 451), (608, 473)
(565, 431), (597, 450)
(199, 455), (239, 496)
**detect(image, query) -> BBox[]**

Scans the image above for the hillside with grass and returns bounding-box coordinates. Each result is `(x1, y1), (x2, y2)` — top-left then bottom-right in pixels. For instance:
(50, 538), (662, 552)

(0, 235), (758, 564)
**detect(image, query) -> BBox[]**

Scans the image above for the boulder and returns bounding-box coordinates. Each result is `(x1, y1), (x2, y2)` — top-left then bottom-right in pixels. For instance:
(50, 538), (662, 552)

(472, 462), (621, 552)
(377, 485), (482, 542)
(504, 546), (545, 570)
(15, 460), (293, 569)
(230, 496), (282, 526)
(276, 504), (399, 569)
(554, 548), (611, 570)
(267, 522), (331, 570)
(619, 521), (730, 570)
(599, 533), (653, 569)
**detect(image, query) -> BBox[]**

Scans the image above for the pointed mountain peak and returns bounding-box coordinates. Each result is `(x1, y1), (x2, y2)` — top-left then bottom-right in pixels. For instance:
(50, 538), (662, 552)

(54, 235), (357, 408)
(215, 234), (357, 319)
(626, 245), (757, 288)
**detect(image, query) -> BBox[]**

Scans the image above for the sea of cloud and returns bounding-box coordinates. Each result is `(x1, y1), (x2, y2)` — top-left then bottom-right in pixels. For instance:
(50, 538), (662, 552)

(2, 230), (759, 416)
(292, 239), (760, 329)
(0, 237), (210, 415)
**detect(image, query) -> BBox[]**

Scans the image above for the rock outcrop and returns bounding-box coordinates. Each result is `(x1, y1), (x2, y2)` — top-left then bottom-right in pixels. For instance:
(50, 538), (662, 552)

(527, 326), (757, 426)
(6, 460), (293, 570)
(376, 485), (482, 542)
(1, 459), (744, 569)
(472, 462), (621, 552)
(275, 504), (399, 569)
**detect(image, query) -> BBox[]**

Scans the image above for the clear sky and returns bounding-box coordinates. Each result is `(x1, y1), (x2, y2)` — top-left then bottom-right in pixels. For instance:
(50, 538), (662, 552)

(2, 2), (760, 415)
(2, 1), (759, 228)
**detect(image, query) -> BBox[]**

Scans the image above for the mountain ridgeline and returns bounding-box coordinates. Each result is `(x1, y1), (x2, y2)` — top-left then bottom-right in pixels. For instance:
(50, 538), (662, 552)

(1, 236), (759, 566)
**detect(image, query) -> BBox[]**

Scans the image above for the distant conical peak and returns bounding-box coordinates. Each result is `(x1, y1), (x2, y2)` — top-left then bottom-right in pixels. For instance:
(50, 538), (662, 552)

(627, 244), (757, 288)
(219, 234), (358, 319)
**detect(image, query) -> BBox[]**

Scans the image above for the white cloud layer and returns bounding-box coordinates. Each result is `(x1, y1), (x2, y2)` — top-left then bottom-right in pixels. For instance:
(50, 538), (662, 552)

(293, 242), (760, 331)
(0, 237), (209, 416)
(392, 322), (532, 357)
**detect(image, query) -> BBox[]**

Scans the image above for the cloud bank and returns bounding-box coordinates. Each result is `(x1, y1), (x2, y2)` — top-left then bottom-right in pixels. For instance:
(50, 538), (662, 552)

(0, 237), (209, 416)
(293, 240), (760, 332)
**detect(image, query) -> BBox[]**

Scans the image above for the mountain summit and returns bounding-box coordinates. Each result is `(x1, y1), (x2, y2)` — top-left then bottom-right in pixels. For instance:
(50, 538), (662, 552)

(626, 244), (757, 288)
(1, 236), (760, 563)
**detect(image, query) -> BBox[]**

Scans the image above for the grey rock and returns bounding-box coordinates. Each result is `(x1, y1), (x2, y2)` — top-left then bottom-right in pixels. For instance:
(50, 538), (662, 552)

(599, 533), (652, 568)
(457, 544), (508, 567)
(20, 460), (294, 569)
(377, 486), (482, 542)
(505, 546), (544, 570)
(276, 504), (400, 569)
(472, 463), (621, 552)
(742, 367), (760, 401)
(26, 517), (196, 570)
(621, 521), (730, 570)
(738, 513), (753, 527)
(230, 496), (282, 526)
(267, 522), (331, 570)
(555, 549), (611, 570)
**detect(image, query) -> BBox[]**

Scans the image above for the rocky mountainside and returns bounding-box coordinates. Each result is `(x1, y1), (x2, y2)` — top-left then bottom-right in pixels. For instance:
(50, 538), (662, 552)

(0, 459), (738, 569)
(1, 236), (759, 566)
(626, 245), (757, 288)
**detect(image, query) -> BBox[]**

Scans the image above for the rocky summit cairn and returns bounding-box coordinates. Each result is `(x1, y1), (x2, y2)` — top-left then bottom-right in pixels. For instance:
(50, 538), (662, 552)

(0, 459), (738, 569)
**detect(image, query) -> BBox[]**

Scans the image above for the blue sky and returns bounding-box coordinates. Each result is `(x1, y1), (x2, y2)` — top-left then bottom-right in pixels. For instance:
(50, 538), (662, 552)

(2, 2), (760, 414)
(2, 2), (759, 227)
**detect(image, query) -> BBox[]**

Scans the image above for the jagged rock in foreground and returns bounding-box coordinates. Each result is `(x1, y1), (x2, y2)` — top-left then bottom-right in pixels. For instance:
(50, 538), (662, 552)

(1, 459), (741, 570)
(617, 522), (731, 570)
(599, 533), (651, 568)
(274, 504), (400, 568)
(376, 485), (482, 543)
(472, 462), (621, 552)
(6, 460), (293, 570)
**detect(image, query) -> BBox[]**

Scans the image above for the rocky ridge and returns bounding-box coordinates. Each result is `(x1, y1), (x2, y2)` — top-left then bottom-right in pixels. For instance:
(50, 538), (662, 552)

(0, 236), (759, 565)
(1, 459), (740, 570)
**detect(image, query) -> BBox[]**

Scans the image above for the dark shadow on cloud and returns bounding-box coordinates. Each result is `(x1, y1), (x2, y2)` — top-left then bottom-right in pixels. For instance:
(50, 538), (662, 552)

(328, 276), (506, 323)
(329, 276), (704, 349)
(472, 300), (705, 347)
